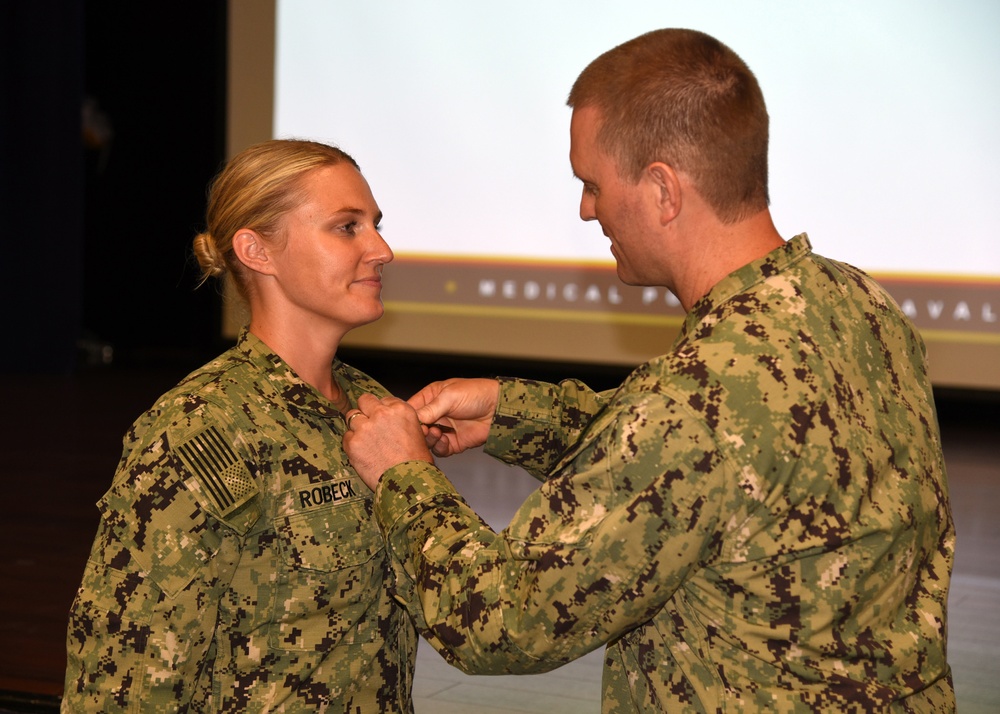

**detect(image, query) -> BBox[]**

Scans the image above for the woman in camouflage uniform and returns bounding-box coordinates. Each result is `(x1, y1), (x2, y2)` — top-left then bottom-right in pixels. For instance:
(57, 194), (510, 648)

(63, 139), (417, 712)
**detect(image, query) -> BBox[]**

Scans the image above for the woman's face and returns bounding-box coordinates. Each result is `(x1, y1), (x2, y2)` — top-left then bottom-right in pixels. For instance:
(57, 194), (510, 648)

(265, 162), (393, 334)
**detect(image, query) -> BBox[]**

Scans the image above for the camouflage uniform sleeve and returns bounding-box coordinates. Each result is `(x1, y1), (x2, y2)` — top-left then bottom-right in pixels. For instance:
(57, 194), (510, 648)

(484, 376), (613, 478)
(63, 417), (260, 712)
(375, 388), (727, 674)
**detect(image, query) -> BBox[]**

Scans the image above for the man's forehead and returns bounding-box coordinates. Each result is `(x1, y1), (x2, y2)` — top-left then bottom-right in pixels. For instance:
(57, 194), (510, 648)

(570, 104), (604, 132)
(570, 106), (609, 169)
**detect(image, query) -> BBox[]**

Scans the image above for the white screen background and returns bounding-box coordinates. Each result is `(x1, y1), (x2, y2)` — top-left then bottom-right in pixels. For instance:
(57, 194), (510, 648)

(274, 0), (1000, 277)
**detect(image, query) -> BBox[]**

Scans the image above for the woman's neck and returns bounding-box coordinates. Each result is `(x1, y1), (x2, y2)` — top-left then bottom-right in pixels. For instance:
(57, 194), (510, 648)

(247, 317), (346, 405)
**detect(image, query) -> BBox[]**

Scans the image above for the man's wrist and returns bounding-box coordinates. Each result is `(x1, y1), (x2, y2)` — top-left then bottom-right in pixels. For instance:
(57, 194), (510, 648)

(374, 460), (457, 533)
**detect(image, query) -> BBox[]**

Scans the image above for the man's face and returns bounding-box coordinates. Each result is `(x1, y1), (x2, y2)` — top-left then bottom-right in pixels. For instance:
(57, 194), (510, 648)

(569, 105), (663, 286)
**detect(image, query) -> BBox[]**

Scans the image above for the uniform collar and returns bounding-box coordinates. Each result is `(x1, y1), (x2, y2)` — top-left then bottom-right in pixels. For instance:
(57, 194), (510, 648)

(681, 233), (813, 336)
(234, 329), (344, 420)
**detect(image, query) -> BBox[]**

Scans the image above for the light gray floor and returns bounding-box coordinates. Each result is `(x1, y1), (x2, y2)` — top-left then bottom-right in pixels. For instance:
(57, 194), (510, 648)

(410, 433), (1000, 713)
(940, 422), (1000, 714)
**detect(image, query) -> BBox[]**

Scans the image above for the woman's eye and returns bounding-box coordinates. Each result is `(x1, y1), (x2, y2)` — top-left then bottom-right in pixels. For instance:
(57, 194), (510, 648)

(338, 221), (359, 235)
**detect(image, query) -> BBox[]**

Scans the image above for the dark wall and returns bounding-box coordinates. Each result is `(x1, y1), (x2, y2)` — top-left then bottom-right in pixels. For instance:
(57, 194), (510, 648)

(1, 2), (229, 375)
(1, 3), (85, 373)
(82, 3), (229, 368)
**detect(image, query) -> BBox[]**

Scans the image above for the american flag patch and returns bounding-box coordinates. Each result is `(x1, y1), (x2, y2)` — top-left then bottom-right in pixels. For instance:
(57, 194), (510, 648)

(176, 426), (257, 515)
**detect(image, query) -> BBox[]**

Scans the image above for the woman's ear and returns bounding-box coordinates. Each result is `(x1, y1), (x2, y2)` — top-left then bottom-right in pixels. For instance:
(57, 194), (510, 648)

(232, 229), (275, 275)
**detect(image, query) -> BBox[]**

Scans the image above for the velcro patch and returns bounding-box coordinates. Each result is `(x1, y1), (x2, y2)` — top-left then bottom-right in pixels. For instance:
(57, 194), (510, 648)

(176, 426), (258, 517)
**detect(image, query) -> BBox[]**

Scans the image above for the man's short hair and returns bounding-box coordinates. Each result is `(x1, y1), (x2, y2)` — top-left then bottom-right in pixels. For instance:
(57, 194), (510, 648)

(568, 28), (770, 223)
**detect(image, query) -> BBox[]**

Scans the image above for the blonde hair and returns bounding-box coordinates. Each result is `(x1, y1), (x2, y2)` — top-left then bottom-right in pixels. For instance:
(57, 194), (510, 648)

(568, 29), (770, 224)
(192, 139), (359, 299)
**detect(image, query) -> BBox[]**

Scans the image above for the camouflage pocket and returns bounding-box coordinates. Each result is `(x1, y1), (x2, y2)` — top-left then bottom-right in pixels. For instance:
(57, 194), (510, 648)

(269, 498), (386, 651)
(99, 456), (221, 598)
(73, 557), (161, 625)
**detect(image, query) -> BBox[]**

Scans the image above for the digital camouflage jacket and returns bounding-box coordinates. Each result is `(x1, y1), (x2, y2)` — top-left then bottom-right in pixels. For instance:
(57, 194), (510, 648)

(375, 235), (956, 713)
(64, 331), (417, 713)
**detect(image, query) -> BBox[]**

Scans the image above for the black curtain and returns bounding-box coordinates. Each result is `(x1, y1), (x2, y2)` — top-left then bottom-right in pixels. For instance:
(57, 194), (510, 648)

(0, 2), (228, 375)
(1, 2), (85, 373)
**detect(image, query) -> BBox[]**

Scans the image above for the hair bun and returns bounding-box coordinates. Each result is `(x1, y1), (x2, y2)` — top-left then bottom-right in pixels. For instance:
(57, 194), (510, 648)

(193, 232), (226, 279)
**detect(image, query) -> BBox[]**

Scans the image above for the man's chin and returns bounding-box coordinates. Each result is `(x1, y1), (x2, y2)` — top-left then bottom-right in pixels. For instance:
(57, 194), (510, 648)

(616, 266), (638, 286)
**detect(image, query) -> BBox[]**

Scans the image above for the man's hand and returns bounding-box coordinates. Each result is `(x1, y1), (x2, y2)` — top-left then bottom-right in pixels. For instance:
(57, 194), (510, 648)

(343, 394), (433, 491)
(408, 378), (500, 457)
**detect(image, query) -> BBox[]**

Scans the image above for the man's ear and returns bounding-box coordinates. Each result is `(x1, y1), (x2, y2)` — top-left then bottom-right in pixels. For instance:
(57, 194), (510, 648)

(646, 163), (682, 225)
(232, 229), (275, 275)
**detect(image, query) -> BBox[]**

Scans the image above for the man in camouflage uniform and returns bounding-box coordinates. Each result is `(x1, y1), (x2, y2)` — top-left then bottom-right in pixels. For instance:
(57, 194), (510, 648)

(63, 330), (417, 712)
(343, 29), (956, 712)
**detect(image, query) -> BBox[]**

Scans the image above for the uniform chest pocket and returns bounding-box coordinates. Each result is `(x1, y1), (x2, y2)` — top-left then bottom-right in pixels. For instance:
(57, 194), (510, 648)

(270, 498), (387, 651)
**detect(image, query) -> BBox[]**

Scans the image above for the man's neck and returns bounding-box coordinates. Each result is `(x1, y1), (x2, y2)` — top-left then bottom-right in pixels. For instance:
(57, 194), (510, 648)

(674, 208), (785, 311)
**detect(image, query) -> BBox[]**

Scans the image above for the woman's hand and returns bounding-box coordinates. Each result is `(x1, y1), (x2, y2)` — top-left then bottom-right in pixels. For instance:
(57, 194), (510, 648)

(343, 394), (433, 490)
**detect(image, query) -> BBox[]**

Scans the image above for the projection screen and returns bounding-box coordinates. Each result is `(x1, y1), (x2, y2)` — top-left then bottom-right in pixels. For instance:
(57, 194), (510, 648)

(227, 0), (1000, 390)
